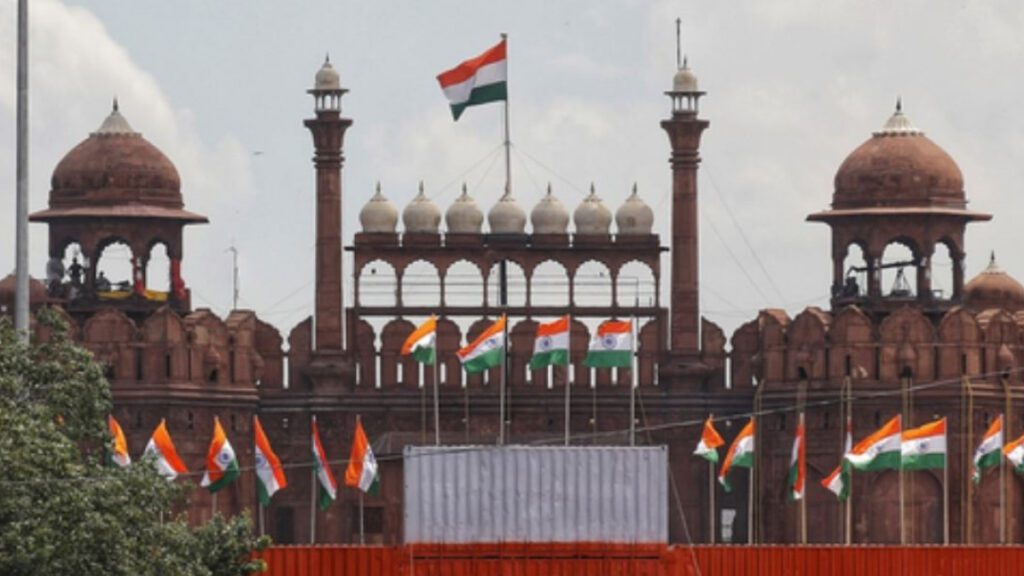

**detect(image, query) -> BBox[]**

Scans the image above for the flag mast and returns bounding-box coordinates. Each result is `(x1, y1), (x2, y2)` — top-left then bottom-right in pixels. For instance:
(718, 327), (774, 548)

(564, 314), (571, 446)
(501, 32), (511, 202)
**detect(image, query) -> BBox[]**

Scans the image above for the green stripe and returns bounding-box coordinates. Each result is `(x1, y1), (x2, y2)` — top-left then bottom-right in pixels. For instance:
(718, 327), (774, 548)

(730, 450), (754, 469)
(584, 350), (631, 368)
(529, 349), (569, 370)
(973, 449), (1002, 484)
(901, 453), (946, 471)
(450, 82), (508, 120)
(206, 459), (240, 494)
(257, 478), (271, 507)
(411, 346), (435, 365)
(318, 483), (334, 510)
(367, 475), (380, 498)
(696, 449), (719, 464)
(848, 450), (901, 472)
(462, 346), (504, 374)
(787, 462), (800, 502)
(835, 466), (851, 502)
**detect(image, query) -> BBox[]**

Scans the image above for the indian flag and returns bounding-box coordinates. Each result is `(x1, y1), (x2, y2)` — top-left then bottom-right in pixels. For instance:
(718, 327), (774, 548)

(718, 418), (755, 492)
(344, 416), (380, 496)
(901, 418), (946, 471)
(457, 316), (506, 374)
(437, 37), (507, 121)
(143, 419), (188, 481)
(972, 414), (1003, 484)
(788, 413), (806, 501)
(200, 417), (240, 493)
(1003, 431), (1024, 474)
(312, 415), (338, 510)
(821, 417), (853, 501)
(584, 320), (632, 369)
(845, 415), (901, 472)
(401, 316), (437, 365)
(694, 416), (725, 463)
(107, 414), (131, 468)
(254, 415), (287, 506)
(528, 315), (570, 370)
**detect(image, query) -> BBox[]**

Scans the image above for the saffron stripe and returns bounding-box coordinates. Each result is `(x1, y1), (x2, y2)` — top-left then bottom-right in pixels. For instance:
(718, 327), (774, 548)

(437, 39), (507, 87)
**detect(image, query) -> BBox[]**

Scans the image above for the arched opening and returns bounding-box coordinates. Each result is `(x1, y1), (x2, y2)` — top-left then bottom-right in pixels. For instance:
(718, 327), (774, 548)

(402, 260), (440, 308)
(445, 260), (484, 307)
(931, 242), (954, 300)
(840, 243), (867, 298)
(616, 260), (656, 307)
(59, 242), (86, 298)
(146, 242), (171, 293)
(881, 242), (917, 298)
(358, 260), (397, 307)
(575, 260), (612, 307)
(95, 240), (134, 293)
(487, 260), (526, 307)
(532, 260), (569, 308)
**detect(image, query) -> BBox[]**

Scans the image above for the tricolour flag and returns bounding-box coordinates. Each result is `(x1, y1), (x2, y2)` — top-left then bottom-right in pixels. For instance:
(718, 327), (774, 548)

(901, 418), (946, 471)
(254, 415), (287, 506)
(528, 315), (570, 370)
(457, 316), (506, 374)
(143, 419), (188, 481)
(845, 415), (901, 472)
(694, 416), (725, 463)
(200, 416), (240, 493)
(107, 414), (131, 468)
(584, 320), (632, 369)
(312, 415), (338, 510)
(788, 413), (806, 501)
(1003, 431), (1024, 474)
(344, 416), (380, 496)
(401, 316), (437, 365)
(821, 416), (854, 501)
(972, 414), (1003, 484)
(718, 418), (755, 493)
(437, 38), (508, 121)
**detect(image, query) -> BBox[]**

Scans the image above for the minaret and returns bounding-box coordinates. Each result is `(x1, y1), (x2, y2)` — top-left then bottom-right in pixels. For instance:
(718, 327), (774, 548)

(305, 55), (352, 354)
(661, 23), (708, 366)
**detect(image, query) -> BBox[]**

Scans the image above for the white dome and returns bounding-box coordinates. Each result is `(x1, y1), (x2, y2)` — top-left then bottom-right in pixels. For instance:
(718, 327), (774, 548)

(445, 184), (484, 233)
(530, 184), (569, 234)
(672, 57), (698, 93)
(402, 182), (441, 233)
(93, 99), (136, 135)
(314, 55), (341, 91)
(359, 182), (398, 233)
(615, 183), (654, 235)
(488, 189), (527, 234)
(573, 184), (612, 235)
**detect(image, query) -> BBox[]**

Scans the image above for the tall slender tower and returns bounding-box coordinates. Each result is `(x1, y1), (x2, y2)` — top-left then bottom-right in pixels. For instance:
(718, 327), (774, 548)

(661, 41), (709, 371)
(305, 56), (352, 356)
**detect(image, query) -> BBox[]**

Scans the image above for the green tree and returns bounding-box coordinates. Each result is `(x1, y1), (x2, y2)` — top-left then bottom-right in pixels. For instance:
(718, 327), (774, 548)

(0, 311), (268, 575)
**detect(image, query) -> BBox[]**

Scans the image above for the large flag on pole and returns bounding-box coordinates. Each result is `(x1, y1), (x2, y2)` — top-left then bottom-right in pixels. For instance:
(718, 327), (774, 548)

(311, 415), (338, 510)
(718, 418), (755, 492)
(254, 415), (287, 506)
(822, 417), (854, 501)
(457, 316), (506, 374)
(973, 414), (1004, 484)
(901, 418), (947, 471)
(143, 419), (188, 481)
(345, 417), (380, 496)
(437, 38), (508, 121)
(529, 315), (570, 370)
(401, 316), (437, 365)
(200, 416), (240, 493)
(107, 414), (131, 468)
(845, 415), (902, 472)
(788, 413), (806, 501)
(694, 416), (725, 463)
(584, 320), (633, 368)
(1004, 431), (1024, 474)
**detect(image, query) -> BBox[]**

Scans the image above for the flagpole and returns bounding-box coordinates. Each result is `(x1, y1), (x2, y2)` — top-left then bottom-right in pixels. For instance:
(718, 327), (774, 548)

(1000, 413), (1006, 544)
(799, 412), (807, 545)
(943, 433), (949, 545)
(629, 314), (637, 447)
(564, 315), (571, 446)
(501, 32), (511, 199)
(212, 493), (218, 517)
(747, 467), (754, 545)
(433, 348), (440, 446)
(359, 490), (365, 545)
(899, 377), (907, 545)
(708, 416), (716, 545)
(843, 375), (853, 545)
(309, 467), (316, 544)
(259, 502), (265, 538)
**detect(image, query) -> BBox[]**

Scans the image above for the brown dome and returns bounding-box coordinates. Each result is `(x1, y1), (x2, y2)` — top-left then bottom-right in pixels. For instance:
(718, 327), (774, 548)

(833, 105), (965, 210)
(964, 253), (1024, 312)
(0, 273), (51, 312)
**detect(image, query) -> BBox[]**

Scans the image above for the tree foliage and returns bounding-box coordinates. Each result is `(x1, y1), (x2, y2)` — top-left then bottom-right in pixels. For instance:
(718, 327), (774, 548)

(0, 311), (268, 575)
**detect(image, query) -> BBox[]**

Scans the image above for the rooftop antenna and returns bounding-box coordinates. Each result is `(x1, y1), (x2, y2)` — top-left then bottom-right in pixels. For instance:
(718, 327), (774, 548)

(226, 243), (239, 309)
(675, 17), (682, 69)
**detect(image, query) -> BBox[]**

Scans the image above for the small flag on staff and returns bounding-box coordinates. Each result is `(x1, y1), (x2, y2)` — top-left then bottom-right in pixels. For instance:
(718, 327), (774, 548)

(845, 415), (901, 472)
(143, 419), (188, 481)
(107, 414), (131, 468)
(401, 316), (437, 365)
(345, 416), (380, 496)
(529, 315), (570, 370)
(788, 413), (806, 501)
(1004, 431), (1024, 474)
(457, 316), (506, 374)
(718, 418), (755, 492)
(254, 415), (287, 506)
(311, 415), (338, 510)
(821, 417), (853, 501)
(901, 418), (946, 471)
(437, 38), (508, 121)
(200, 416), (240, 493)
(584, 320), (633, 369)
(972, 414), (1003, 484)
(694, 416), (725, 463)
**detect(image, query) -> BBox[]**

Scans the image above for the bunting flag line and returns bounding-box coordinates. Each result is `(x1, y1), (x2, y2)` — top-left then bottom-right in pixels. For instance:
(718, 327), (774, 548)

(312, 415), (338, 510)
(345, 417), (380, 496)
(901, 418), (947, 471)
(254, 415), (287, 506)
(457, 316), (506, 374)
(718, 418), (755, 493)
(972, 414), (1004, 484)
(845, 415), (901, 472)
(143, 419), (188, 481)
(401, 316), (437, 365)
(200, 416), (240, 493)
(584, 320), (632, 369)
(107, 414), (131, 468)
(437, 38), (508, 121)
(528, 315), (570, 370)
(788, 413), (806, 501)
(694, 416), (725, 463)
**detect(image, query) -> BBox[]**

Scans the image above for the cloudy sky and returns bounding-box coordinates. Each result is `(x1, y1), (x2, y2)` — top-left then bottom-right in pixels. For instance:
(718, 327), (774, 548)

(2, 0), (1023, 341)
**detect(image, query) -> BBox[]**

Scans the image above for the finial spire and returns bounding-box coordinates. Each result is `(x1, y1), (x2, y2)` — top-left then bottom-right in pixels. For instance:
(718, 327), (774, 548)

(461, 182), (468, 196)
(990, 250), (997, 267)
(418, 180), (425, 197)
(375, 181), (381, 195)
(546, 182), (552, 196)
(896, 96), (902, 113)
(112, 96), (119, 112)
(675, 18), (682, 70)
(632, 182), (638, 196)
(325, 52), (330, 64)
